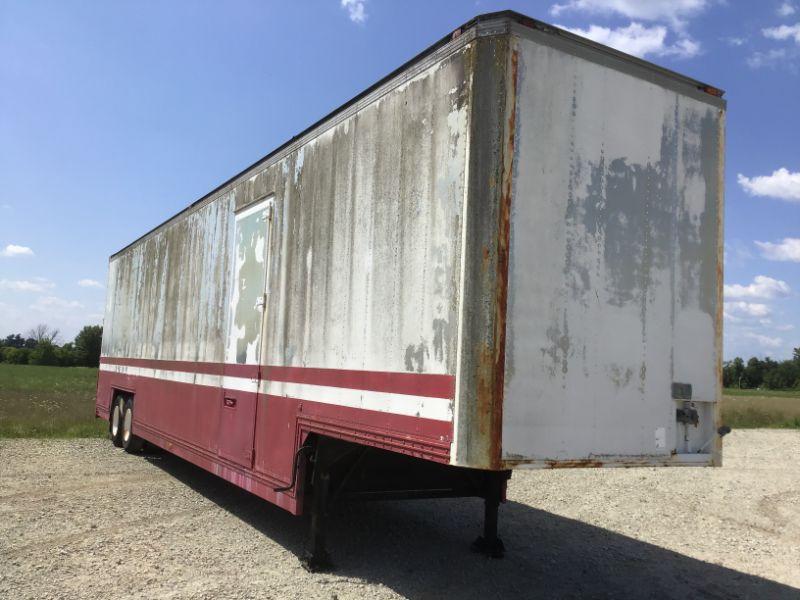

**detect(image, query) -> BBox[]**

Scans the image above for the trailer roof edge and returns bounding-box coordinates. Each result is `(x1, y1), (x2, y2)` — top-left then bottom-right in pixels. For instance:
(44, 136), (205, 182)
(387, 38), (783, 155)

(109, 10), (725, 260)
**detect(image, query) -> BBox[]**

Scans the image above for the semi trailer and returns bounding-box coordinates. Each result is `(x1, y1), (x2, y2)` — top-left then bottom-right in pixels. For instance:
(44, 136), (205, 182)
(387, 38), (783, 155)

(96, 10), (726, 569)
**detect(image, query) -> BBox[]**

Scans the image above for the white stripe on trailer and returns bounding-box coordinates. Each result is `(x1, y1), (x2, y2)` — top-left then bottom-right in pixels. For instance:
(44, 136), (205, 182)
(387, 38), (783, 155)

(260, 380), (453, 422)
(99, 363), (453, 422)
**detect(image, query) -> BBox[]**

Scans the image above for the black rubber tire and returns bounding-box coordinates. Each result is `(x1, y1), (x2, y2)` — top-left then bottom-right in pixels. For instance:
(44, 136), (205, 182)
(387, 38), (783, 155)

(109, 395), (125, 448)
(121, 399), (144, 453)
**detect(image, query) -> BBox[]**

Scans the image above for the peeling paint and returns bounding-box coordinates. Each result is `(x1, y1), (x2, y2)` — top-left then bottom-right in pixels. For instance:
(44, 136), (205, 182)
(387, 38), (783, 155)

(501, 34), (723, 464)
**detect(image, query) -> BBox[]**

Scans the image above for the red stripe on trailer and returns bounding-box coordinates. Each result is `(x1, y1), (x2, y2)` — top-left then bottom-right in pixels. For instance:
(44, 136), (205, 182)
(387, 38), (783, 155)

(95, 368), (453, 513)
(100, 357), (455, 398)
(100, 356), (258, 379)
(263, 365), (454, 399)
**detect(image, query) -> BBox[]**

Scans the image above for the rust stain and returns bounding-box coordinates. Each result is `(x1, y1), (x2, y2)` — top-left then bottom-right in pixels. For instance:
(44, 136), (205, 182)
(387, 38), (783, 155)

(487, 46), (518, 469)
(545, 459), (604, 469)
(475, 344), (494, 438)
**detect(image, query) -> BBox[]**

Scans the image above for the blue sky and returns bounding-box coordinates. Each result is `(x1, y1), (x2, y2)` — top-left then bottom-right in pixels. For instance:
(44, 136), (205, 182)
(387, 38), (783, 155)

(1, 0), (798, 359)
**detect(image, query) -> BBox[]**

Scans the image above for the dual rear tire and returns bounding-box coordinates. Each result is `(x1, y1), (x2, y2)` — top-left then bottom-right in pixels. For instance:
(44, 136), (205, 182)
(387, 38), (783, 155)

(109, 395), (125, 448)
(109, 395), (144, 453)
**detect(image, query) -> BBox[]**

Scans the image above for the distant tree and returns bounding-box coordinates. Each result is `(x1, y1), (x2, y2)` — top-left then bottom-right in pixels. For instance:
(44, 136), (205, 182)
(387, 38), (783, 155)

(725, 351), (800, 390)
(26, 324), (60, 345)
(763, 361), (800, 390)
(74, 325), (103, 367)
(0, 347), (8, 363)
(5, 347), (31, 364)
(722, 357), (745, 388)
(24, 337), (37, 349)
(743, 357), (765, 388)
(30, 341), (59, 366)
(57, 342), (78, 367)
(2, 334), (25, 348)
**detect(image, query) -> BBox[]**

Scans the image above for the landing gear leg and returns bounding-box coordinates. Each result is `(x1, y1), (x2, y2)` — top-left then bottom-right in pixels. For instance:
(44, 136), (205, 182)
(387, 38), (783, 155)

(472, 470), (509, 558)
(302, 442), (334, 572)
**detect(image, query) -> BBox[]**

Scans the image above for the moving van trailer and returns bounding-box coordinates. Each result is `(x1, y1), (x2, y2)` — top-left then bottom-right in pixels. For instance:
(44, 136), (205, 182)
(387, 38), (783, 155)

(96, 10), (726, 569)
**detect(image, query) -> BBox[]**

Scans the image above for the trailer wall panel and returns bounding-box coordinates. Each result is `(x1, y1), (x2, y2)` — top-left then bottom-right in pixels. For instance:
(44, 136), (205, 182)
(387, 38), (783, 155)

(500, 31), (724, 466)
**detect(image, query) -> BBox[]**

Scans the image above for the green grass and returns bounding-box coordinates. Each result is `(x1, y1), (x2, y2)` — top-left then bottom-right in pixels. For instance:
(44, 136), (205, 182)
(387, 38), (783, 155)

(722, 387), (800, 398)
(0, 364), (106, 438)
(722, 388), (800, 429)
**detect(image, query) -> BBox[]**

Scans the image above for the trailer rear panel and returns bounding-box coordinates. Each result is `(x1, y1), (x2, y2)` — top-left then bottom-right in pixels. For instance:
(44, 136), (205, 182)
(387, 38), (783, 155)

(500, 25), (725, 467)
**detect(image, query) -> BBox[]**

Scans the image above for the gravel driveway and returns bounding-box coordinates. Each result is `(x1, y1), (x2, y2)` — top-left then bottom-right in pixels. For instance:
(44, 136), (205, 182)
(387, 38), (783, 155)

(1, 430), (798, 599)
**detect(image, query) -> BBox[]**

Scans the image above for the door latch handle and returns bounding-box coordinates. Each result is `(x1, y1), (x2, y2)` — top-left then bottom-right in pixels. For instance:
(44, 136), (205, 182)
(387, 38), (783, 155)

(224, 397), (237, 408)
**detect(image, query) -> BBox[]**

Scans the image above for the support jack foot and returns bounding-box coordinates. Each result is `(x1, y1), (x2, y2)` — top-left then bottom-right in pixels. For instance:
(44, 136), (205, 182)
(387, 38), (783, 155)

(471, 535), (505, 558)
(472, 470), (510, 559)
(301, 550), (334, 573)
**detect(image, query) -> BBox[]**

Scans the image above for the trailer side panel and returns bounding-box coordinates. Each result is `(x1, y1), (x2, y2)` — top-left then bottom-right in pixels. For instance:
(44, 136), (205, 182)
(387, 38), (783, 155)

(97, 42), (475, 511)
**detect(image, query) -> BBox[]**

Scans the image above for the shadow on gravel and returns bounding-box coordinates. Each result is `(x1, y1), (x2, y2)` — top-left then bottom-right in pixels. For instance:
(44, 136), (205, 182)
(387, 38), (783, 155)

(146, 450), (798, 600)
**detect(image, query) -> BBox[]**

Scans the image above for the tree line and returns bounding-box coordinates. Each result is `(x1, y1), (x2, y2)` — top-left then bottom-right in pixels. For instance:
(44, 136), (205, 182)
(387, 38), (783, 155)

(722, 348), (800, 390)
(0, 324), (102, 368)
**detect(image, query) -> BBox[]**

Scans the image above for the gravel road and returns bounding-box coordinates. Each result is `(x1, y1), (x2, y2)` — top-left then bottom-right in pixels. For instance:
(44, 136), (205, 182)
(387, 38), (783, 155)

(1, 430), (798, 599)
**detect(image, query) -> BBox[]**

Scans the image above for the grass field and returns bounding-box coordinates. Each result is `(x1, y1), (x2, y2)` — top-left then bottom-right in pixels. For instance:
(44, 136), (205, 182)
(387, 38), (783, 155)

(0, 364), (798, 437)
(0, 364), (105, 438)
(722, 387), (800, 398)
(721, 388), (800, 429)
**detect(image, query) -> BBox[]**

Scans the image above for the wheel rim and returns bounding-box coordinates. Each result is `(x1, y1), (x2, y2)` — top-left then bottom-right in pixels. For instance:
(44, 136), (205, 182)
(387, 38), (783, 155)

(123, 408), (132, 444)
(111, 403), (121, 437)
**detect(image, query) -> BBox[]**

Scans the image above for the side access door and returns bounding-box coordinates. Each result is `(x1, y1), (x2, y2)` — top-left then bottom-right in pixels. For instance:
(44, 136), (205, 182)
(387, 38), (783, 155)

(218, 197), (274, 468)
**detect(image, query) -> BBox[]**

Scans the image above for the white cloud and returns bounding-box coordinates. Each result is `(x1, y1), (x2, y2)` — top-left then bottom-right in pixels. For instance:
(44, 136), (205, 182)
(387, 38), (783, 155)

(661, 37), (701, 58)
(755, 237), (800, 262)
(737, 168), (800, 200)
(77, 278), (104, 289)
(559, 22), (700, 58)
(549, 0), (710, 30)
(341, 0), (366, 23)
(30, 296), (84, 311)
(774, 323), (795, 331)
(747, 48), (790, 68)
(778, 3), (796, 17)
(1, 204), (11, 210)
(0, 244), (34, 257)
(724, 301), (772, 318)
(724, 275), (791, 299)
(763, 22), (800, 43)
(723, 36), (746, 46)
(745, 332), (782, 349)
(724, 240), (754, 265)
(0, 278), (55, 293)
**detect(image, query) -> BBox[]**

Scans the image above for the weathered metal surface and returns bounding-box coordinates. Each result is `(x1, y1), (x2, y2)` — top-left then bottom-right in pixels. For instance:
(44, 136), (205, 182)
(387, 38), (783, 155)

(450, 34), (511, 469)
(99, 32), (476, 494)
(499, 28), (725, 467)
(103, 46), (473, 379)
(98, 11), (725, 484)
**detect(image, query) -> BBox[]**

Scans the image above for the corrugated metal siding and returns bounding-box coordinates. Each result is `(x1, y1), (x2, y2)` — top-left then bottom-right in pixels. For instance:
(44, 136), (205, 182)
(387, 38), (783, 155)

(101, 46), (473, 382)
(101, 196), (234, 363)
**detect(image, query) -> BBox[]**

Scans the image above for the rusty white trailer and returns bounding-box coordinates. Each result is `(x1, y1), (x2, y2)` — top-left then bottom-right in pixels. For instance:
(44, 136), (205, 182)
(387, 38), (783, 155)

(96, 11), (726, 569)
